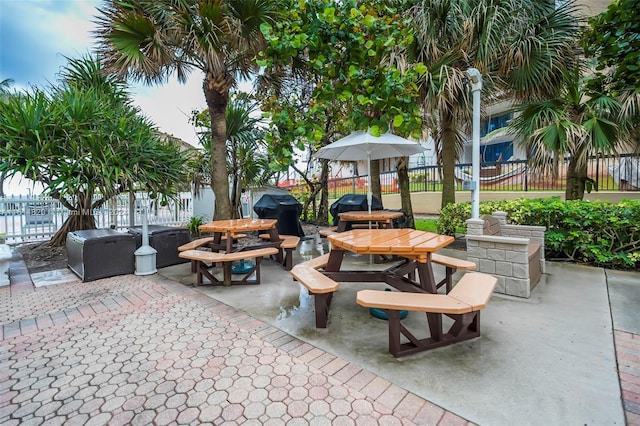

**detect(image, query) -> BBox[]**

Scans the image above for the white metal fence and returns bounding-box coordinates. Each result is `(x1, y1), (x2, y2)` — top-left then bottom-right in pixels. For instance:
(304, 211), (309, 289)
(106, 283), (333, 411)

(0, 192), (193, 243)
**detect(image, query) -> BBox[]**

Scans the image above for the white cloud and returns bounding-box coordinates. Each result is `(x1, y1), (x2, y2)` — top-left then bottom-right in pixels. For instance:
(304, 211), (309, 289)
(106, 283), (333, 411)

(131, 74), (207, 147)
(2, 1), (263, 196)
(2, 0), (206, 195)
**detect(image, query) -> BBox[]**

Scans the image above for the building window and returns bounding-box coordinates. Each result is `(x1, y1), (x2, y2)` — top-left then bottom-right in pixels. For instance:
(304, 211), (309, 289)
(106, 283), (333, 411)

(482, 141), (513, 162)
(481, 113), (512, 137)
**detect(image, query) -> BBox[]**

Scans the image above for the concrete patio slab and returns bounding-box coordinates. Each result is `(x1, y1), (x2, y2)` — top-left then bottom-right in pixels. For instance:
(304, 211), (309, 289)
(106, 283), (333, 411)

(2, 235), (635, 425)
(607, 268), (640, 335)
(160, 237), (625, 426)
(30, 268), (79, 287)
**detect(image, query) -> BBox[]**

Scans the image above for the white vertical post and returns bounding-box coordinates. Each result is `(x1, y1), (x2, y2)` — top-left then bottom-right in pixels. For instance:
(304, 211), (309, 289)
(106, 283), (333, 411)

(141, 204), (150, 247)
(467, 68), (483, 219)
(366, 151), (372, 215)
(134, 202), (157, 276)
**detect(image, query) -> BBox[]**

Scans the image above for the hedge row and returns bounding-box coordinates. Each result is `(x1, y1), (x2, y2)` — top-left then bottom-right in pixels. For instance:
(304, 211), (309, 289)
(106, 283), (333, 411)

(437, 197), (640, 270)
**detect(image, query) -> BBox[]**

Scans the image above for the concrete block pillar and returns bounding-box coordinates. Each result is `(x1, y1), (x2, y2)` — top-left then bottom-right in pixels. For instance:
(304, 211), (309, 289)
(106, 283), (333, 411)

(466, 218), (485, 236)
(493, 211), (508, 226)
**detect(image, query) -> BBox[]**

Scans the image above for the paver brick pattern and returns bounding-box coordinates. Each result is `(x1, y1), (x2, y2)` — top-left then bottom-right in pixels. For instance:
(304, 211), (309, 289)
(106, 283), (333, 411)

(615, 330), (640, 426)
(0, 259), (472, 425)
(5, 255), (638, 425)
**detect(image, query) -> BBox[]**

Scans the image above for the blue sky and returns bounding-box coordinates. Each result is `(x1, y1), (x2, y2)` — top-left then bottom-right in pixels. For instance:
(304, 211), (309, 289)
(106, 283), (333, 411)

(0, 0), (210, 195)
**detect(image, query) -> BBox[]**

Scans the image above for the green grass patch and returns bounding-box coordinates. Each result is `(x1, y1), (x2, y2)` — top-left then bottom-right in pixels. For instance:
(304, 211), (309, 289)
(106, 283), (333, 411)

(414, 218), (438, 232)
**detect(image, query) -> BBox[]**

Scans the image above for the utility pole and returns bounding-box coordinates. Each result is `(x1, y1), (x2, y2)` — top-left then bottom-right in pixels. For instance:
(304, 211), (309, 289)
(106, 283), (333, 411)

(466, 68), (483, 219)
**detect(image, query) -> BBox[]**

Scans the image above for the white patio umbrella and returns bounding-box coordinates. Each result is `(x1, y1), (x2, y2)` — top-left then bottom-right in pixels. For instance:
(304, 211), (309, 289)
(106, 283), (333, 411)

(313, 131), (426, 214)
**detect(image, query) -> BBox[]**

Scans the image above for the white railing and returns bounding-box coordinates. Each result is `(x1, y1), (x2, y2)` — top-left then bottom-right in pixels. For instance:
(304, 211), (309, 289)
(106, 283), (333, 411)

(0, 192), (193, 243)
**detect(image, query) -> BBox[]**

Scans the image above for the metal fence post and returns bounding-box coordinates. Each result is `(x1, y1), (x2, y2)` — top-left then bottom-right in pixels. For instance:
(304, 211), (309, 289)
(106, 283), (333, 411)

(129, 192), (136, 228)
(596, 154), (600, 190)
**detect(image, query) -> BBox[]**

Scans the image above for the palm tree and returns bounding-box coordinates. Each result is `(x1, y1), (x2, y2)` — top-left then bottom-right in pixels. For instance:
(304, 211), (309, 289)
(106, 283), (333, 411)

(94, 0), (279, 220)
(509, 64), (625, 200)
(225, 94), (272, 218)
(410, 0), (580, 208)
(191, 92), (272, 218)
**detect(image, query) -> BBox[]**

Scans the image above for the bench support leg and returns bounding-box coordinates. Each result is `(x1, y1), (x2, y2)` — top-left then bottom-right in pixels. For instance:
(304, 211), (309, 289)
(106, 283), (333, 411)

(415, 262), (437, 293)
(383, 310), (483, 357)
(310, 292), (334, 328)
(435, 267), (457, 293)
(447, 312), (480, 338)
(195, 257), (263, 286)
(284, 248), (294, 271)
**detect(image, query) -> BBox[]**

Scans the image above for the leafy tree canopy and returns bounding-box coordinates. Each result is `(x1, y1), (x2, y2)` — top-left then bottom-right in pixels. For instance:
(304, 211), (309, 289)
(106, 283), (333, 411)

(583, 0), (640, 95)
(0, 56), (192, 244)
(257, 0), (426, 170)
(94, 0), (281, 220)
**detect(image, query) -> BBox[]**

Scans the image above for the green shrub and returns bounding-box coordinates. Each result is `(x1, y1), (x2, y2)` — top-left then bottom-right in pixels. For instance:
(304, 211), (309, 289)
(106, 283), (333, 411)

(409, 172), (426, 185)
(437, 202), (470, 235)
(437, 197), (640, 270)
(187, 215), (204, 237)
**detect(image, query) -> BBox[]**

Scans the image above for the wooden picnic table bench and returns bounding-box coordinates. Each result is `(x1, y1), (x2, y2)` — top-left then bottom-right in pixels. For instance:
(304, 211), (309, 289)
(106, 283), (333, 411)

(179, 247), (279, 286)
(288, 253), (334, 327)
(178, 233), (248, 272)
(290, 263), (339, 328)
(197, 218), (282, 286)
(356, 271), (497, 357)
(259, 234), (300, 270)
(299, 253), (330, 270)
(319, 226), (339, 238)
(431, 253), (477, 293)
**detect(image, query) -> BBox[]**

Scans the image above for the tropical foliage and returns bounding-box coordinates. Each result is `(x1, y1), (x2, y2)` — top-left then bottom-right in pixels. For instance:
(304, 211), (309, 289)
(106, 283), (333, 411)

(191, 92), (273, 218)
(258, 0), (425, 224)
(0, 57), (190, 245)
(0, 78), (14, 198)
(438, 197), (640, 270)
(509, 64), (624, 200)
(583, 0), (640, 97)
(411, 0), (580, 208)
(94, 0), (280, 220)
(583, 0), (640, 145)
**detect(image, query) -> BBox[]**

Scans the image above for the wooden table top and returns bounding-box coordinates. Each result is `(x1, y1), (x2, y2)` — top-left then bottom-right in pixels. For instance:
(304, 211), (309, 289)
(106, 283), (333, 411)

(338, 210), (404, 222)
(199, 218), (277, 233)
(328, 229), (454, 262)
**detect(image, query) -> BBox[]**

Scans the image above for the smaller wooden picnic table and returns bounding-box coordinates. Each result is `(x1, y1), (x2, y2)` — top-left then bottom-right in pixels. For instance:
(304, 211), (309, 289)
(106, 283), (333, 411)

(336, 210), (404, 232)
(198, 218), (283, 285)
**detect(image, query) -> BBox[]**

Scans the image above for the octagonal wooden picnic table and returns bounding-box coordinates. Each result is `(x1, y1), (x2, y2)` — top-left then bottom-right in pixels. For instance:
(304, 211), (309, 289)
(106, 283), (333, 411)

(198, 218), (283, 286)
(336, 210), (405, 232)
(326, 228), (454, 293)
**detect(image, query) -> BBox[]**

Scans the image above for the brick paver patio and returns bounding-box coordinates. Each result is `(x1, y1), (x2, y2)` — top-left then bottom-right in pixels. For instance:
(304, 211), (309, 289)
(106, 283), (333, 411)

(1, 255), (472, 425)
(615, 330), (640, 425)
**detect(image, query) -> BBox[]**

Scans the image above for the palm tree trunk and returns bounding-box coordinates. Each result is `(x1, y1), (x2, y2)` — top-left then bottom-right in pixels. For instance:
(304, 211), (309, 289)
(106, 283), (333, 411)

(229, 144), (241, 219)
(0, 171), (6, 197)
(565, 153), (587, 201)
(441, 109), (457, 208)
(203, 78), (232, 220)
